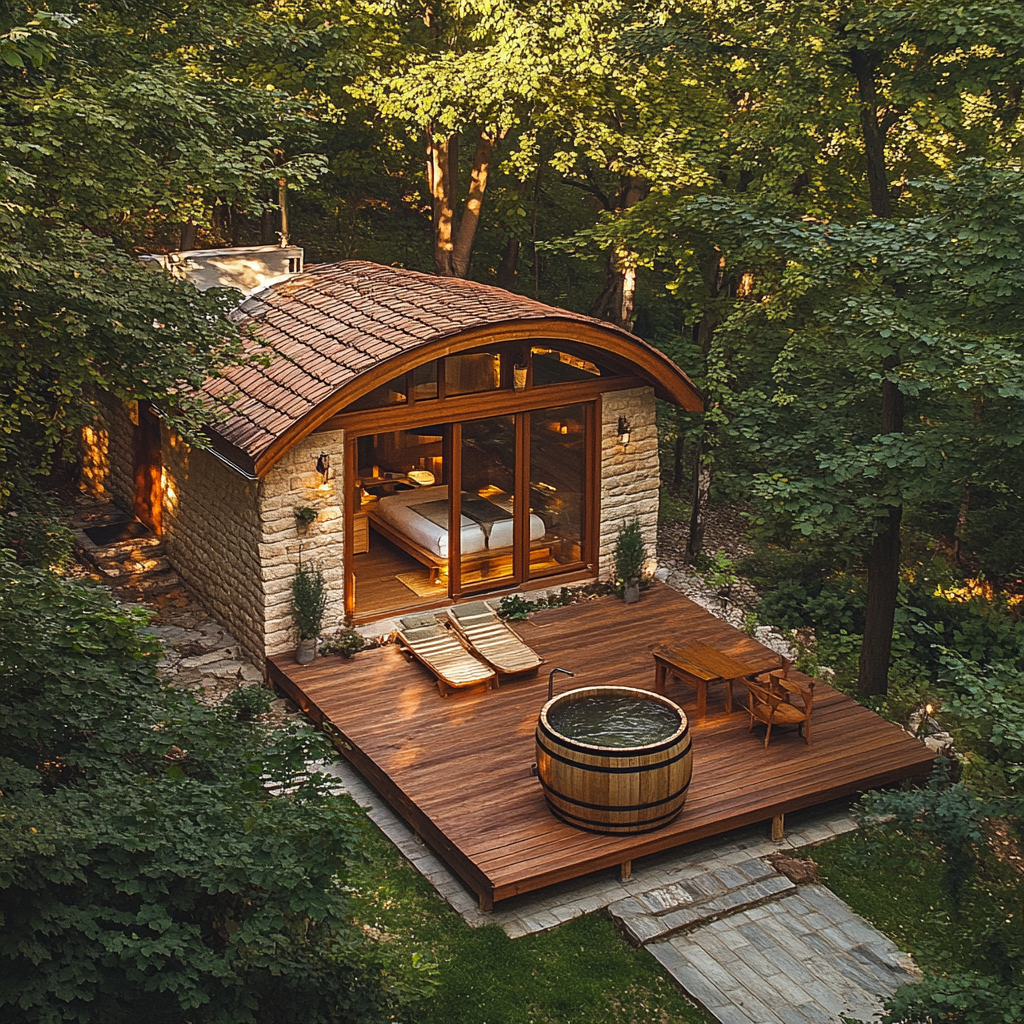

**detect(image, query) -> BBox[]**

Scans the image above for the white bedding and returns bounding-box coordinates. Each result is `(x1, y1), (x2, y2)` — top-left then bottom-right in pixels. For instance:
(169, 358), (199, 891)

(373, 485), (545, 559)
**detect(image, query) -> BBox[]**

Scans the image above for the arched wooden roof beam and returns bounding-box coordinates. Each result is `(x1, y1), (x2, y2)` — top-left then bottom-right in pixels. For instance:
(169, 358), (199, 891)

(252, 318), (702, 477)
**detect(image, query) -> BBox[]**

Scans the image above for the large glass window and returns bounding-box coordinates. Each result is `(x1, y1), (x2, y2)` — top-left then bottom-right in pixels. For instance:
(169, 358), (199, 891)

(531, 347), (604, 385)
(347, 376), (408, 411)
(529, 404), (586, 575)
(445, 350), (502, 396)
(459, 415), (516, 587)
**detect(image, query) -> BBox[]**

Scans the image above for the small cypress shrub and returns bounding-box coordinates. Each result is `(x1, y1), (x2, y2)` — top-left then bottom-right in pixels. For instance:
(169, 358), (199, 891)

(291, 559), (327, 639)
(614, 518), (647, 587)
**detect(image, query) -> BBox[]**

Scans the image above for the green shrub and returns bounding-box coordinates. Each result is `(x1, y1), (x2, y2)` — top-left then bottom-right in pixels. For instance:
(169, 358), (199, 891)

(0, 554), (415, 1023)
(0, 484), (73, 569)
(497, 594), (534, 620)
(613, 518), (646, 587)
(226, 683), (274, 720)
(320, 627), (367, 658)
(291, 559), (328, 639)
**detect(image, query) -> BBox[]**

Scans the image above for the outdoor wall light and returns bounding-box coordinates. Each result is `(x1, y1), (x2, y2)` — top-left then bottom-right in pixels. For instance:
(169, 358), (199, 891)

(315, 452), (330, 480)
(617, 416), (632, 446)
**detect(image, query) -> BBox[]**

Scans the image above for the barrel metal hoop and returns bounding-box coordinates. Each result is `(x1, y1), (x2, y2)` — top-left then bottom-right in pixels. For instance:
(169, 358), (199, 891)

(537, 716), (688, 757)
(545, 798), (685, 831)
(536, 734), (692, 774)
(539, 777), (691, 813)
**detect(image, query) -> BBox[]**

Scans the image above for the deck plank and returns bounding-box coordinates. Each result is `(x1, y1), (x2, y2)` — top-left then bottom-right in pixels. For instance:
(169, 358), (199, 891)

(269, 585), (934, 907)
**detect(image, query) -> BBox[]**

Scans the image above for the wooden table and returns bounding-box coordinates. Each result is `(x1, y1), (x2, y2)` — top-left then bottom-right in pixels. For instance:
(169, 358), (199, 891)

(652, 640), (776, 722)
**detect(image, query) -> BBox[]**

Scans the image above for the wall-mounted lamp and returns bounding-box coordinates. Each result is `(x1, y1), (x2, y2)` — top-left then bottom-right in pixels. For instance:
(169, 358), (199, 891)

(315, 452), (331, 480)
(617, 416), (632, 446)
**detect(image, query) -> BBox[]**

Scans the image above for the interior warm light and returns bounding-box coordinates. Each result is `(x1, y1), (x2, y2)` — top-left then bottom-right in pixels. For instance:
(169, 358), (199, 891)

(559, 423), (568, 434)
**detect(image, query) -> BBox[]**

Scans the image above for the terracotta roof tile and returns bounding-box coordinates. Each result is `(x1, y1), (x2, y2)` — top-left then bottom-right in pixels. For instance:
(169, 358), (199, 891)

(198, 260), (677, 470)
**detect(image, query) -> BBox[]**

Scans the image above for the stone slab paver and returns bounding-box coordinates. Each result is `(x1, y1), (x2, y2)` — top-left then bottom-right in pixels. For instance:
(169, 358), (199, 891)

(649, 887), (919, 1024)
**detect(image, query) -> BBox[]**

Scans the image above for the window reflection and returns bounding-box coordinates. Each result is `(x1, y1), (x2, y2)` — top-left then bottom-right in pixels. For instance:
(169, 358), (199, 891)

(530, 404), (585, 574)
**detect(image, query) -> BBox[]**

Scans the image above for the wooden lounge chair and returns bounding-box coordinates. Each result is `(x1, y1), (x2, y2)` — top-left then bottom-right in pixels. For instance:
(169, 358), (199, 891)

(396, 614), (497, 697)
(447, 601), (543, 681)
(742, 671), (815, 748)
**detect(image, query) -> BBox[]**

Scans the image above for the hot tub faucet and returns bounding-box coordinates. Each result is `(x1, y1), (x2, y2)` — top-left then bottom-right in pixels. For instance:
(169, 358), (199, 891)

(548, 667), (575, 702)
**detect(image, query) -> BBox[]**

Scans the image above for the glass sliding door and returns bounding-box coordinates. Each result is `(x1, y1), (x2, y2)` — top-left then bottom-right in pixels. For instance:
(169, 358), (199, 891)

(528, 404), (587, 577)
(456, 415), (519, 590)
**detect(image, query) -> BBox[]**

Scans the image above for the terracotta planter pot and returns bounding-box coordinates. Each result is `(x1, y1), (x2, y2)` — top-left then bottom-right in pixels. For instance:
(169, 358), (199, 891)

(295, 638), (317, 664)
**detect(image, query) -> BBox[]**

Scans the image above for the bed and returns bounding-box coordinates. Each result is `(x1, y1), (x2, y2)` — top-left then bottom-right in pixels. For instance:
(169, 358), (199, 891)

(366, 485), (547, 582)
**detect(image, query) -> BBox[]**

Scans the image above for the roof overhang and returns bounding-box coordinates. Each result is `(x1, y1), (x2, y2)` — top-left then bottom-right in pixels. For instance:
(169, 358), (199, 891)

(246, 317), (702, 477)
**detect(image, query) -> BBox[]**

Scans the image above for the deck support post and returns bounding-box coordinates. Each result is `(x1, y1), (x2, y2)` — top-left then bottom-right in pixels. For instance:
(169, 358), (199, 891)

(478, 893), (493, 913)
(771, 813), (785, 842)
(620, 859), (632, 881)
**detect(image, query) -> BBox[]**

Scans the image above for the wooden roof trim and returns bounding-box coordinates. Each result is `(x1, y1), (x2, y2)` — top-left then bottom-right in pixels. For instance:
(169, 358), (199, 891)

(250, 318), (702, 478)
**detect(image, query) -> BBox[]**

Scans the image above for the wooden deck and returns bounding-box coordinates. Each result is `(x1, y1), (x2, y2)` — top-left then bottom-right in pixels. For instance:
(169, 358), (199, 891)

(268, 585), (934, 910)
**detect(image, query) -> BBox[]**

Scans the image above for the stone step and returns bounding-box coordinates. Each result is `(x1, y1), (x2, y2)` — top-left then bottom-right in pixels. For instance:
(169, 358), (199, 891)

(609, 858), (796, 946)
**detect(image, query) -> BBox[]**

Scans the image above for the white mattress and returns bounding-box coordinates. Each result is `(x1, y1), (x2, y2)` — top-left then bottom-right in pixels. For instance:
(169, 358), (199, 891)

(374, 485), (545, 559)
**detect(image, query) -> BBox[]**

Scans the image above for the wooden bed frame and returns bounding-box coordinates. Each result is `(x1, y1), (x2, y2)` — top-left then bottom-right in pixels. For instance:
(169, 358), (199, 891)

(365, 507), (552, 585)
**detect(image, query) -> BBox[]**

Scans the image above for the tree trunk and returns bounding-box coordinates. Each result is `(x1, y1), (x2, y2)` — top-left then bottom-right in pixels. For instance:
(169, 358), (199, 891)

(260, 204), (276, 245)
(686, 427), (715, 562)
(672, 407), (687, 493)
(851, 48), (902, 697)
(952, 483), (970, 566)
(497, 235), (520, 289)
(684, 249), (728, 562)
(850, 48), (894, 219)
(858, 503), (902, 694)
(427, 126), (497, 278)
(591, 177), (647, 329)
(451, 131), (494, 277)
(179, 220), (198, 251)
(952, 397), (983, 565)
(427, 128), (457, 275)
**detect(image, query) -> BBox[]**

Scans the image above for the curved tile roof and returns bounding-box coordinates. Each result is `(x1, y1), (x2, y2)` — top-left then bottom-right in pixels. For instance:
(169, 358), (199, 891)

(201, 261), (699, 475)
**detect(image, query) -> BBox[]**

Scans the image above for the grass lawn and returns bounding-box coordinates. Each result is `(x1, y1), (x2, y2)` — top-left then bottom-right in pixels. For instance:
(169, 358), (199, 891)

(346, 819), (714, 1024)
(807, 826), (1024, 986)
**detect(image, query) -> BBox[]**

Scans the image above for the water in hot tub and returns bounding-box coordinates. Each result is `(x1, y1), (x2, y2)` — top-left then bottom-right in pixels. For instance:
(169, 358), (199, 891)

(547, 693), (681, 747)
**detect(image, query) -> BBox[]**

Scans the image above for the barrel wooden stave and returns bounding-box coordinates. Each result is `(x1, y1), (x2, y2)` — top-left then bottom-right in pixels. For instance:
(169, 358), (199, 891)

(536, 686), (692, 834)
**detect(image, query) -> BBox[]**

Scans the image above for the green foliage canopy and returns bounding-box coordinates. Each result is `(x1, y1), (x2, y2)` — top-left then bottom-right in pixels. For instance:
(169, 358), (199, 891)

(0, 555), (423, 1023)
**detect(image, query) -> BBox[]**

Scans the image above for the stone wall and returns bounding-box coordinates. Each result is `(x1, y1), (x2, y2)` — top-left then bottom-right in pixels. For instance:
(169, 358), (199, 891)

(161, 431), (266, 664)
(259, 429), (346, 657)
(80, 391), (135, 512)
(599, 387), (660, 581)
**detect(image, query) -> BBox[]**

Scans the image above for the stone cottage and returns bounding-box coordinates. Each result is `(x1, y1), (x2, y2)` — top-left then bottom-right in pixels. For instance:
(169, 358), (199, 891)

(84, 259), (702, 666)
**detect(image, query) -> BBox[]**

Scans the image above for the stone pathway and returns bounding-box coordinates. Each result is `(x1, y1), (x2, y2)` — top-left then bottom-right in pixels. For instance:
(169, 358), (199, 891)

(70, 499), (299, 726)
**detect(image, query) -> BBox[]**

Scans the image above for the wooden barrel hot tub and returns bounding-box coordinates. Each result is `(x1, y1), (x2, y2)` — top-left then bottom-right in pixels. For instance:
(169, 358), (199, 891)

(535, 686), (693, 834)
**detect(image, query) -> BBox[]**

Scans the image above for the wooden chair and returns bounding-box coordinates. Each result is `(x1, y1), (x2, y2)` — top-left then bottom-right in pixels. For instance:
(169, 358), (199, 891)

(396, 614), (497, 697)
(742, 671), (815, 748)
(447, 602), (543, 681)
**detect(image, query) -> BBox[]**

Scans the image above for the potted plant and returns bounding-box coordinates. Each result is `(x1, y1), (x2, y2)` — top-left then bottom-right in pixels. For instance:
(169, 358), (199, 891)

(291, 558), (327, 663)
(614, 518), (647, 604)
(294, 505), (319, 531)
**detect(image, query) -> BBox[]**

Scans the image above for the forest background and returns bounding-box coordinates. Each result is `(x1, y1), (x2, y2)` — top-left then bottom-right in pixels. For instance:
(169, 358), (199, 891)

(2, 1), (1024, 1022)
